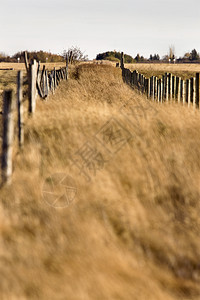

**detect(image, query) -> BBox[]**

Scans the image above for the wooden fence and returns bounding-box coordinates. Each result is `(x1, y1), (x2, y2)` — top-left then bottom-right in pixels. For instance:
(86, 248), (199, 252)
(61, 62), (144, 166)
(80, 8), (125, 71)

(1, 53), (68, 185)
(119, 52), (200, 108)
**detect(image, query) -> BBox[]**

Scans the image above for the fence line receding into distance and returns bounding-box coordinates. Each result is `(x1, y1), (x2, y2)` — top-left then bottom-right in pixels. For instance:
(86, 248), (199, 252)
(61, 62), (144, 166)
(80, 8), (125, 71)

(119, 52), (200, 109)
(1, 51), (70, 185)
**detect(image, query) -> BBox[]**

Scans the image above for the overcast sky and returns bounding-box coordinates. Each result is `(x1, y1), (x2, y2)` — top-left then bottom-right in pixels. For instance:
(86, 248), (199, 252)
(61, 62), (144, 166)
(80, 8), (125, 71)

(1, 0), (200, 59)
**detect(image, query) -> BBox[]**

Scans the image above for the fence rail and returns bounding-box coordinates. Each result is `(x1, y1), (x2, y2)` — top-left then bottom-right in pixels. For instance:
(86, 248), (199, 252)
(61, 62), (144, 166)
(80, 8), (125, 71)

(1, 52), (69, 185)
(119, 52), (200, 109)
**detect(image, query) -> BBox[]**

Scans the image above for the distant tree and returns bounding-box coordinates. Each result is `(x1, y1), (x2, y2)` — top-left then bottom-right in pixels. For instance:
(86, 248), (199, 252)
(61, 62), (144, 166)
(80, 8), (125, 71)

(12, 51), (64, 63)
(183, 52), (190, 60)
(190, 49), (199, 61)
(96, 51), (134, 63)
(135, 54), (140, 62)
(0, 52), (8, 62)
(153, 54), (160, 60)
(149, 54), (160, 61)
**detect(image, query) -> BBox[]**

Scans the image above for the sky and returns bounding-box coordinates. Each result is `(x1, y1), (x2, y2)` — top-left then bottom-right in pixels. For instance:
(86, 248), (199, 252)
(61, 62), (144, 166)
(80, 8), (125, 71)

(1, 0), (200, 60)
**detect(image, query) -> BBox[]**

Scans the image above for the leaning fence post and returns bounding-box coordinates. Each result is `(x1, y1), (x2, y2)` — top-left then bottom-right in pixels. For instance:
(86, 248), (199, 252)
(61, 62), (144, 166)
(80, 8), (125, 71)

(24, 51), (29, 74)
(17, 71), (24, 148)
(1, 90), (15, 185)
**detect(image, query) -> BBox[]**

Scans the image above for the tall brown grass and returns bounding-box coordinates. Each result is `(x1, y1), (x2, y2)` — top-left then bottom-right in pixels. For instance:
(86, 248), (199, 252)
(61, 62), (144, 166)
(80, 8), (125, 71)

(0, 64), (200, 299)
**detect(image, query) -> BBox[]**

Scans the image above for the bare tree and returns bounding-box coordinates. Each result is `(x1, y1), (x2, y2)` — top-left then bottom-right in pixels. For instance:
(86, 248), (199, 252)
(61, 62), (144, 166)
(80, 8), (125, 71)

(63, 46), (88, 64)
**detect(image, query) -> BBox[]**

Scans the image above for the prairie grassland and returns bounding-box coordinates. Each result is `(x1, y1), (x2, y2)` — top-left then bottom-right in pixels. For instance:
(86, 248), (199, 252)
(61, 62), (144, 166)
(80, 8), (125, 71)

(0, 64), (200, 299)
(124, 63), (200, 79)
(0, 62), (66, 71)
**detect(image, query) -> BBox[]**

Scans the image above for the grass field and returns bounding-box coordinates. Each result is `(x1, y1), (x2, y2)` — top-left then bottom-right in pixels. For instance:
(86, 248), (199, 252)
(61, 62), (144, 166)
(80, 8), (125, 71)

(0, 64), (200, 299)
(124, 63), (200, 79)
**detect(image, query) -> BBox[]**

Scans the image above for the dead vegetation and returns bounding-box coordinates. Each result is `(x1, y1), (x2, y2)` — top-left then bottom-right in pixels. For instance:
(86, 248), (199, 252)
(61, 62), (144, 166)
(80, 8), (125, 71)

(0, 64), (200, 299)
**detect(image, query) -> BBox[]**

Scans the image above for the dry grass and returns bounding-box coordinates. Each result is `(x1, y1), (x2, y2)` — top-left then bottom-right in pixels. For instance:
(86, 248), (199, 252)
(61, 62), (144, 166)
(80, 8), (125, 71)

(0, 64), (200, 299)
(124, 63), (200, 79)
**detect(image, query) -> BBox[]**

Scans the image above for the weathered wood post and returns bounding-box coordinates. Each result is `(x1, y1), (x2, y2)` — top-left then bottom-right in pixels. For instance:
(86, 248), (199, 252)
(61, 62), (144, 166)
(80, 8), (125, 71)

(120, 52), (124, 69)
(157, 79), (160, 102)
(66, 56), (69, 80)
(180, 79), (183, 102)
(45, 70), (49, 98)
(186, 79), (191, 106)
(1, 90), (15, 185)
(162, 75), (165, 100)
(54, 68), (57, 89)
(182, 80), (186, 105)
(165, 73), (169, 101)
(150, 76), (154, 99)
(172, 76), (175, 99)
(28, 60), (37, 114)
(177, 77), (181, 103)
(160, 78), (163, 103)
(195, 73), (199, 108)
(154, 76), (158, 100)
(191, 77), (196, 108)
(51, 71), (55, 94)
(24, 51), (29, 74)
(147, 78), (150, 98)
(168, 73), (172, 100)
(17, 71), (24, 148)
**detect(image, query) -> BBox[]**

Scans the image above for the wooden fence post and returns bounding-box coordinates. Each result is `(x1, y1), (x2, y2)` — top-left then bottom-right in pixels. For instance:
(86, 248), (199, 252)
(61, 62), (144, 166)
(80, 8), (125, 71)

(1, 90), (15, 185)
(154, 77), (157, 100)
(177, 77), (181, 103)
(150, 76), (154, 99)
(120, 52), (124, 69)
(53, 68), (56, 89)
(169, 73), (172, 100)
(146, 77), (149, 98)
(24, 51), (29, 74)
(180, 79), (183, 102)
(45, 70), (49, 98)
(182, 80), (186, 105)
(186, 79), (190, 106)
(162, 75), (165, 100)
(172, 76), (175, 99)
(28, 60), (37, 114)
(157, 79), (160, 102)
(17, 71), (24, 148)
(160, 78), (163, 103)
(66, 57), (69, 80)
(192, 78), (196, 108)
(195, 73), (199, 108)
(165, 73), (169, 101)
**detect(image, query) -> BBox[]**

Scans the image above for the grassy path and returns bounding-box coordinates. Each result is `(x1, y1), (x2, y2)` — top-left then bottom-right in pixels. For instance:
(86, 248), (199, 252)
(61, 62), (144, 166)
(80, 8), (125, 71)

(0, 64), (200, 299)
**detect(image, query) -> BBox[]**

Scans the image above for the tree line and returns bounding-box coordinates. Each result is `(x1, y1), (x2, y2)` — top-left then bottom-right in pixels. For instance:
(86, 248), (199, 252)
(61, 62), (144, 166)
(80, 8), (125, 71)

(96, 49), (200, 63)
(0, 47), (88, 63)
